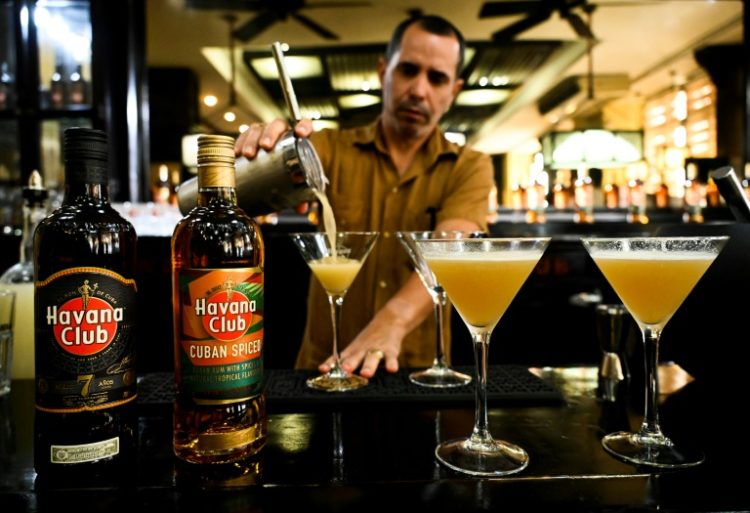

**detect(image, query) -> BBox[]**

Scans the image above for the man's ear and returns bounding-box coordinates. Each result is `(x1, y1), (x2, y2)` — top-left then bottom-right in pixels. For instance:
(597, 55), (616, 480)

(450, 78), (464, 106)
(377, 57), (387, 86)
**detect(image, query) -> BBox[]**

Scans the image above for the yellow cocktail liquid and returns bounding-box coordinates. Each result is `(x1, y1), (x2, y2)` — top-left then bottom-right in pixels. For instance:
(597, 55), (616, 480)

(593, 252), (715, 327)
(426, 252), (541, 330)
(309, 256), (363, 295)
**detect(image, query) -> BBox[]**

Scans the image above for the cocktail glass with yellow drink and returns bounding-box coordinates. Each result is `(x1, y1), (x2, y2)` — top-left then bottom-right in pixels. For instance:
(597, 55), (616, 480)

(290, 231), (378, 391)
(416, 237), (550, 476)
(582, 236), (728, 468)
(396, 230), (478, 388)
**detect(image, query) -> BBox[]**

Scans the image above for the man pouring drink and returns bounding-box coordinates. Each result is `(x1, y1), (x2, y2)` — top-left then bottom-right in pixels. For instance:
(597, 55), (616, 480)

(235, 14), (495, 379)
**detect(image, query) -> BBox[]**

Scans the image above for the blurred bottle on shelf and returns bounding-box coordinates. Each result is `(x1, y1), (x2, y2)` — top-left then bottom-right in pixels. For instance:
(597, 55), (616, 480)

(653, 177), (670, 209)
(705, 176), (721, 207)
(588, 168), (604, 209)
(683, 163), (705, 223)
(0, 62), (14, 110)
(0, 171), (48, 379)
(626, 178), (649, 224)
(152, 164), (173, 205)
(552, 169), (572, 209)
(68, 64), (87, 105)
(525, 177), (547, 223)
(510, 183), (527, 211)
(49, 64), (66, 108)
(573, 170), (594, 223)
(602, 177), (620, 209)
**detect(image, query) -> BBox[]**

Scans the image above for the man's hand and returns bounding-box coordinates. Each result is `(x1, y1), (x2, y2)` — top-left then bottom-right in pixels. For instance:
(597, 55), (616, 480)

(318, 307), (405, 379)
(318, 273), (433, 378)
(234, 118), (315, 214)
(234, 118), (313, 159)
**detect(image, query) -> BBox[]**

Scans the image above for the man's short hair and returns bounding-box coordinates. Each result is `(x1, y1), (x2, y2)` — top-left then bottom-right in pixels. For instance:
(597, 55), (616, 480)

(385, 15), (466, 76)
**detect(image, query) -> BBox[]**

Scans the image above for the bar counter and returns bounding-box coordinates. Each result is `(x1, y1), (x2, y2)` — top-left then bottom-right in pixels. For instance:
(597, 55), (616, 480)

(1, 364), (748, 512)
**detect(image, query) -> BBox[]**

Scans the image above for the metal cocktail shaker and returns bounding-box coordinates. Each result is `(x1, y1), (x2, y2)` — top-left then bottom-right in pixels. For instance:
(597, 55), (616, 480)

(175, 130), (326, 217)
(177, 41), (327, 217)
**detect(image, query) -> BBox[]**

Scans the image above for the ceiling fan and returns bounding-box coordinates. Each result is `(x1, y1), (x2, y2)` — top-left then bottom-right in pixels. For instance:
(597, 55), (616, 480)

(227, 0), (372, 42)
(480, 0), (665, 42)
(480, 0), (596, 42)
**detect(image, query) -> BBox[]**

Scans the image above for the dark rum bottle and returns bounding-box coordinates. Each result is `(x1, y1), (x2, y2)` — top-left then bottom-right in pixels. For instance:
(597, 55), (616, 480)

(171, 134), (266, 464)
(33, 128), (138, 482)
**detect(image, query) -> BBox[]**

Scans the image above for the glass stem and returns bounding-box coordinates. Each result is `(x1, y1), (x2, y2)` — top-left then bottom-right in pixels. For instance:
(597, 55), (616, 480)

(470, 331), (492, 443)
(639, 326), (664, 438)
(329, 294), (345, 374)
(433, 289), (448, 368)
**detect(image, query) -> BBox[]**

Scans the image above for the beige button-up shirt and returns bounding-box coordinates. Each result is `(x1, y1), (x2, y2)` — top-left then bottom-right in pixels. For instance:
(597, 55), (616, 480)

(294, 118), (495, 369)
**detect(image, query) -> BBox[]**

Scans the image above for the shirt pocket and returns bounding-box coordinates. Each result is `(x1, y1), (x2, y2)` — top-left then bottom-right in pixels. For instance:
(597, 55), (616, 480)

(402, 184), (442, 230)
(330, 194), (366, 231)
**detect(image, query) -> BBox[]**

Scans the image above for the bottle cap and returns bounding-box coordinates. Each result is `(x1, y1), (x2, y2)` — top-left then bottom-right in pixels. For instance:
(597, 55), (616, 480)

(197, 135), (236, 167)
(64, 127), (109, 184)
(197, 134), (236, 188)
(22, 170), (48, 205)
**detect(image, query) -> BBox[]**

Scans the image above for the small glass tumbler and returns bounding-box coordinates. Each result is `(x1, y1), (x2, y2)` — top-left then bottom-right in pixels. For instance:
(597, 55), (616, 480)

(0, 289), (16, 396)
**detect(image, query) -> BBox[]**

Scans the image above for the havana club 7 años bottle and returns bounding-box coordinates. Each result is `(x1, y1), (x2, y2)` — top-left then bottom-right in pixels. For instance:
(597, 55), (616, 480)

(171, 134), (266, 464)
(33, 127), (138, 480)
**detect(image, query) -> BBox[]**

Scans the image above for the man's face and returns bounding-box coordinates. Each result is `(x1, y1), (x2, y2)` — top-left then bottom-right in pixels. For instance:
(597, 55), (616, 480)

(379, 24), (464, 140)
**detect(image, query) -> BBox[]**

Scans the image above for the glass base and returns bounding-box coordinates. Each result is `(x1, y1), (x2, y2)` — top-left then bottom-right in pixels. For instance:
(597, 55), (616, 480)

(435, 437), (529, 477)
(306, 372), (368, 392)
(409, 366), (471, 388)
(602, 431), (704, 469)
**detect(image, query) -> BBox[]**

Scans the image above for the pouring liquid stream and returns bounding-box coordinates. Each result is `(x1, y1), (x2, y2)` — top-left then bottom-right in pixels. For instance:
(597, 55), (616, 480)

(314, 188), (338, 260)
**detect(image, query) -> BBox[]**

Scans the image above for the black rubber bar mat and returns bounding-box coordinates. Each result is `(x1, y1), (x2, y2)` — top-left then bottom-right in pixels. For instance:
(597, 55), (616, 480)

(137, 365), (563, 411)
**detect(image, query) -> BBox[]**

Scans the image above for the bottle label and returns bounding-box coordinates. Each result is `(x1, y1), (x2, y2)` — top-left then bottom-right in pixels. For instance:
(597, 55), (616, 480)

(176, 268), (264, 402)
(50, 437), (120, 464)
(35, 267), (138, 412)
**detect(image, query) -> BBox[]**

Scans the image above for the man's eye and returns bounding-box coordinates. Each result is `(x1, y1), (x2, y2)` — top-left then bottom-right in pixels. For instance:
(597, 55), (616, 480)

(428, 71), (449, 85)
(397, 63), (419, 77)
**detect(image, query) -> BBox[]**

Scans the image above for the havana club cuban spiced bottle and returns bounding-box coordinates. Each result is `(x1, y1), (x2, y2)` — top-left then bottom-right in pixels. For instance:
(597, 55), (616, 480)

(33, 127), (138, 480)
(171, 134), (266, 464)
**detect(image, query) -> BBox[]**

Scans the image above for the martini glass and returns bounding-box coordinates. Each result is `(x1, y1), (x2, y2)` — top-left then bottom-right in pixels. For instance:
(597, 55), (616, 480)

(582, 236), (728, 468)
(290, 231), (378, 391)
(416, 237), (550, 476)
(395, 230), (474, 388)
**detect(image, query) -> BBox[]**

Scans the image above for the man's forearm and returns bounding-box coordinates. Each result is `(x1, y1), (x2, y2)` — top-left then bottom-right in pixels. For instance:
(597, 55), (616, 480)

(435, 218), (481, 233)
(376, 272), (433, 334)
(380, 218), (480, 332)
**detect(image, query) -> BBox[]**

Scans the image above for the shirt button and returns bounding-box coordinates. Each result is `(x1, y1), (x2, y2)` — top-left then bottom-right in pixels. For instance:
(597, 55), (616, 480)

(379, 280), (387, 288)
(382, 232), (390, 238)
(391, 187), (398, 194)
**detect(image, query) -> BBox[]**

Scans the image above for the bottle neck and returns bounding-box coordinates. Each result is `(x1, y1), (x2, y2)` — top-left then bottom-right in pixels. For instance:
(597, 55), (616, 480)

(20, 202), (47, 264)
(197, 165), (236, 206)
(63, 182), (109, 204)
(197, 186), (237, 206)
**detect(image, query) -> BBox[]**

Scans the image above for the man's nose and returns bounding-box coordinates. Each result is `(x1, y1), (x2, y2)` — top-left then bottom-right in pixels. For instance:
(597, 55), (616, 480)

(408, 72), (430, 98)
